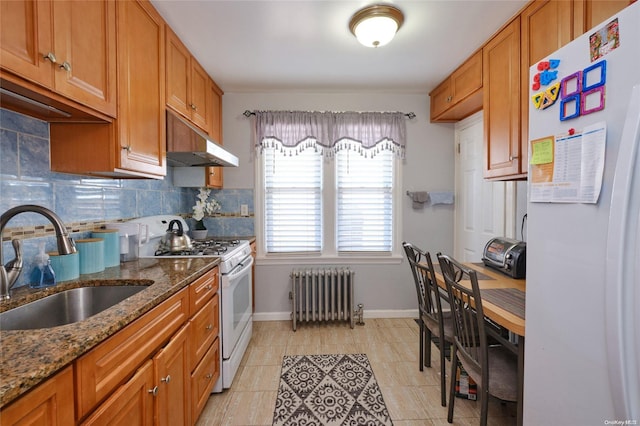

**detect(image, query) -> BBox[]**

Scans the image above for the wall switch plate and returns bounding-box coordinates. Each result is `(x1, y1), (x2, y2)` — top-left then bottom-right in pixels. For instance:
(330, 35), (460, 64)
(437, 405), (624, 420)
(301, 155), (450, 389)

(240, 204), (249, 216)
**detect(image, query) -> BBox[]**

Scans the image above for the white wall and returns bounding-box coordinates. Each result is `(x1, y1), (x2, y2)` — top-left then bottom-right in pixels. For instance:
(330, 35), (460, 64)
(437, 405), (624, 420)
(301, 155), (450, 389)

(222, 92), (455, 317)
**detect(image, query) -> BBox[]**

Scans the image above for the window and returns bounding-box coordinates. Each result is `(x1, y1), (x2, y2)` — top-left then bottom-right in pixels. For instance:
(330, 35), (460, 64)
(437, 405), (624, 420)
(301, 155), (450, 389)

(264, 142), (322, 253)
(254, 110), (405, 260)
(260, 139), (398, 256)
(337, 148), (393, 252)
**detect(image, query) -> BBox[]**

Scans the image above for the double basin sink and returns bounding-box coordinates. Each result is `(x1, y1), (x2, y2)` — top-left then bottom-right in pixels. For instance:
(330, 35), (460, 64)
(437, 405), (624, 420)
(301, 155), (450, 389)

(0, 284), (149, 331)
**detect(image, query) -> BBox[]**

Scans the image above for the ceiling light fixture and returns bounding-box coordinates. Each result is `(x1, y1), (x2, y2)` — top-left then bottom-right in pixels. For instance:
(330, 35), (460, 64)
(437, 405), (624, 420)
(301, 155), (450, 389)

(349, 4), (404, 48)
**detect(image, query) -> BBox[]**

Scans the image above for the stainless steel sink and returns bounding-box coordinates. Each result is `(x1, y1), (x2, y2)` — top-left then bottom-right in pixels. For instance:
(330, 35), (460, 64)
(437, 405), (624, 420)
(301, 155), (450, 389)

(0, 285), (148, 331)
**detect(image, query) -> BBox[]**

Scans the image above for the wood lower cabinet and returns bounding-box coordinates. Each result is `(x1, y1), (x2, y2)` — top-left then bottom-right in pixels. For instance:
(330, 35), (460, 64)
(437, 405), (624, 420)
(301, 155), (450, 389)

(483, 17), (523, 180)
(191, 338), (220, 421)
(155, 324), (191, 426)
(81, 360), (155, 426)
(0, 366), (74, 426)
(188, 267), (220, 421)
(75, 288), (189, 420)
(429, 50), (483, 122)
(49, 0), (166, 179)
(0, 0), (116, 118)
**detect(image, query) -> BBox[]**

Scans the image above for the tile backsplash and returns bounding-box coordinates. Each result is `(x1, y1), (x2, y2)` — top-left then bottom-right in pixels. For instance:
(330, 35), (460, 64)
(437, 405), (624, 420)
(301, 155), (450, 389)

(1, 108), (254, 288)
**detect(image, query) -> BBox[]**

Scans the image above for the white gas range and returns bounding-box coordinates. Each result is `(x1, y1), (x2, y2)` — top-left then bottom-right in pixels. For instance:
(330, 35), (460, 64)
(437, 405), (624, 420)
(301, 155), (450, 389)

(131, 215), (253, 393)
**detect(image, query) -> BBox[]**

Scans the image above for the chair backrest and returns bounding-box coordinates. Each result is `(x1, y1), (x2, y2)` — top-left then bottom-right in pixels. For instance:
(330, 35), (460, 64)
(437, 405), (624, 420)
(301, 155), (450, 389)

(437, 253), (488, 383)
(402, 242), (447, 322)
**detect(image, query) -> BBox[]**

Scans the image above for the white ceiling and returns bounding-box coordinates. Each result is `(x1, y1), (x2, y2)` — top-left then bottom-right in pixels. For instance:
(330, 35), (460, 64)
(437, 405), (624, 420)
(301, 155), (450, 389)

(150, 0), (528, 94)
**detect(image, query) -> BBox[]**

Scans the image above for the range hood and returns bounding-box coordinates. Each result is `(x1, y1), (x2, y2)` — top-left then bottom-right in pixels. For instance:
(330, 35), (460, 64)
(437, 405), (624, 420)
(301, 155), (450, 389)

(166, 110), (239, 167)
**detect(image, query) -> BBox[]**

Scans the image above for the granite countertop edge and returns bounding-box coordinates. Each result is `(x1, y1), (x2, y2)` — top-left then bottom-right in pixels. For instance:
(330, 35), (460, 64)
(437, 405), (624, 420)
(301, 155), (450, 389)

(0, 256), (220, 408)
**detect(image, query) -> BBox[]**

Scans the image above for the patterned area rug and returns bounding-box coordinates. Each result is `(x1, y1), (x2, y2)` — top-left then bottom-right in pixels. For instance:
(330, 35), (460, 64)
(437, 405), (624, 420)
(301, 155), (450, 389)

(273, 354), (393, 426)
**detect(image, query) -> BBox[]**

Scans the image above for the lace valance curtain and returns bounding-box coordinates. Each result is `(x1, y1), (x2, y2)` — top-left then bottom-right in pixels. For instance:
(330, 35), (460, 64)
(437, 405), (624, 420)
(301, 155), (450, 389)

(254, 110), (406, 158)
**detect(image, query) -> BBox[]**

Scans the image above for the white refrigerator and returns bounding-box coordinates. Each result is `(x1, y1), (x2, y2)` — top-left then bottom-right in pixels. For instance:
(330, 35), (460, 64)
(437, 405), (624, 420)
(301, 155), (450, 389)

(525, 2), (640, 425)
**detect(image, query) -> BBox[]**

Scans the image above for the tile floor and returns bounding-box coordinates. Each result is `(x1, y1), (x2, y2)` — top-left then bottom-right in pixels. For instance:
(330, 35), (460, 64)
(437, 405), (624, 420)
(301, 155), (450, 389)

(195, 318), (517, 425)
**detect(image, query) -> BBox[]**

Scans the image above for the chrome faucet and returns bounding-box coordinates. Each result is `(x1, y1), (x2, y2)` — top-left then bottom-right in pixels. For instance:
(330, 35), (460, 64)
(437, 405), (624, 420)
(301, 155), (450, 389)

(1, 205), (76, 299)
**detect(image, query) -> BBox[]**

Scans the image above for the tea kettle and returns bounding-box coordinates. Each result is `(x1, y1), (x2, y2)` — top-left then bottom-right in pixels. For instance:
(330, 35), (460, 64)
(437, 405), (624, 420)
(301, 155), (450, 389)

(164, 220), (192, 252)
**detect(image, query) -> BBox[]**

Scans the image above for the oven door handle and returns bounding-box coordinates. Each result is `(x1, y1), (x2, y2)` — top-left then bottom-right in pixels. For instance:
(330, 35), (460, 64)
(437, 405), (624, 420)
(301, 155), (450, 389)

(226, 255), (254, 278)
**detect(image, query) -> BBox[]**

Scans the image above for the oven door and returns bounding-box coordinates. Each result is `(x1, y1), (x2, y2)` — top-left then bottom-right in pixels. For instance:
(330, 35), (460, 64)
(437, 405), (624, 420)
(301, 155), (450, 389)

(221, 254), (253, 360)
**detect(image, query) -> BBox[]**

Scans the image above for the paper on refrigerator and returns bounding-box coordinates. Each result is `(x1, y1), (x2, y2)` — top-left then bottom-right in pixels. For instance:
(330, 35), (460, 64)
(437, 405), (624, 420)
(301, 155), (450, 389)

(529, 122), (606, 203)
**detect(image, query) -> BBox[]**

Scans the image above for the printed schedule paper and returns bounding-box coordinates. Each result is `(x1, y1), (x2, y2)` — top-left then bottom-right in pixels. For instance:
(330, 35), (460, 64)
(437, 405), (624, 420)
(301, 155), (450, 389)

(530, 122), (606, 203)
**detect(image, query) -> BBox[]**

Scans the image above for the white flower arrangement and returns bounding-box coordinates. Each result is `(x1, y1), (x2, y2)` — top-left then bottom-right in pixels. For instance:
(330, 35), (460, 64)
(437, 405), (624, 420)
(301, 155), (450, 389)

(192, 188), (221, 225)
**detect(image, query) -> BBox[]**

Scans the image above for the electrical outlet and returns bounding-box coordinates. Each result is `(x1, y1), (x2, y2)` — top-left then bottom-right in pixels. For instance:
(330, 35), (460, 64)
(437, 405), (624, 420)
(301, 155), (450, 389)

(240, 204), (249, 216)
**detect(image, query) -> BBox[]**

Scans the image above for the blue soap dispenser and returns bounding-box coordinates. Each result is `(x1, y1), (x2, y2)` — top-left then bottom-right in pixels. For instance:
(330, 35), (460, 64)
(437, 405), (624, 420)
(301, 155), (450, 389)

(30, 242), (56, 288)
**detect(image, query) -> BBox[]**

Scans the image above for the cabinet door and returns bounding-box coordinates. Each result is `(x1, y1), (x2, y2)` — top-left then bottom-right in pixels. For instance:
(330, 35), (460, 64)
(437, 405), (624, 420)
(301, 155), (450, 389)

(166, 27), (190, 118)
(483, 17), (522, 179)
(429, 79), (452, 120)
(81, 361), (154, 426)
(0, 366), (74, 426)
(116, 0), (166, 177)
(190, 60), (210, 133)
(0, 0), (53, 86)
(451, 50), (483, 105)
(521, 0), (573, 171)
(206, 166), (223, 188)
(210, 80), (223, 142)
(51, 0), (116, 117)
(155, 324), (191, 426)
(574, 0), (632, 36)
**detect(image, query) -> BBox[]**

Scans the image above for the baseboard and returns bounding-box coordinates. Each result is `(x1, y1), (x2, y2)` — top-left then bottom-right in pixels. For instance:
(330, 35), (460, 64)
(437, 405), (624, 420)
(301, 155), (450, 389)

(253, 309), (418, 322)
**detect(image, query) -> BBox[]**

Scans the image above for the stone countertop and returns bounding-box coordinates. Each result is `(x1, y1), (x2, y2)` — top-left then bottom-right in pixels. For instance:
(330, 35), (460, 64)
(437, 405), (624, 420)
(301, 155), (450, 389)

(0, 257), (220, 408)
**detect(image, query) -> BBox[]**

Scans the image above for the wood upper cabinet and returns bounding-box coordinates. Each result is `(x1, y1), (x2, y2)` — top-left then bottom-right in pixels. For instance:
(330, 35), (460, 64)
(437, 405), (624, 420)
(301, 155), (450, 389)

(483, 17), (523, 179)
(166, 27), (212, 135)
(206, 81), (224, 188)
(574, 0), (634, 36)
(429, 50), (483, 122)
(0, 366), (74, 426)
(520, 0), (574, 173)
(49, 0), (166, 179)
(0, 0), (116, 118)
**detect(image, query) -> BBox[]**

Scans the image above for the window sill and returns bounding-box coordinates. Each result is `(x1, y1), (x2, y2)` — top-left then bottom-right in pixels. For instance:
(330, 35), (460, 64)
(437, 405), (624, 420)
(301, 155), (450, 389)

(256, 254), (403, 266)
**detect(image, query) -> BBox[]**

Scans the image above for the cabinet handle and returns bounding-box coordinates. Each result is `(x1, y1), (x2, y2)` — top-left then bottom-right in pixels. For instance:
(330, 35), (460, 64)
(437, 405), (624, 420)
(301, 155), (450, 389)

(190, 103), (198, 111)
(43, 52), (57, 64)
(122, 145), (131, 152)
(206, 324), (213, 331)
(161, 375), (171, 384)
(206, 373), (213, 380)
(148, 386), (159, 396)
(206, 284), (213, 290)
(510, 155), (519, 161)
(447, 95), (452, 103)
(59, 61), (72, 72)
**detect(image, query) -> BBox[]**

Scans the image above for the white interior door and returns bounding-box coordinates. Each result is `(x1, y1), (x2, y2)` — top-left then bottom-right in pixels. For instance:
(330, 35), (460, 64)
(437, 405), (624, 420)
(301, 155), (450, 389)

(454, 112), (508, 261)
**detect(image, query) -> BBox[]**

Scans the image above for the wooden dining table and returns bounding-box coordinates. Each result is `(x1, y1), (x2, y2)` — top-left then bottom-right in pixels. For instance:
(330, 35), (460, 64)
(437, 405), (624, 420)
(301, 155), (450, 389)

(432, 262), (526, 426)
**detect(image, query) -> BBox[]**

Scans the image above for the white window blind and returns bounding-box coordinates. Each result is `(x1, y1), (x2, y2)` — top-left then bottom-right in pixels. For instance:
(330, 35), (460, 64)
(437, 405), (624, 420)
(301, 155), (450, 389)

(264, 143), (322, 253)
(337, 148), (394, 252)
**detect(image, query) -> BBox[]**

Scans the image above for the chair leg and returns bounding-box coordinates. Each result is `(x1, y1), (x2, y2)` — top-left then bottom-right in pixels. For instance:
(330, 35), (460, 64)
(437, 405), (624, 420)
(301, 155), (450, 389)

(439, 341), (447, 407)
(447, 347), (458, 424)
(419, 320), (424, 371)
(480, 384), (489, 426)
(424, 327), (432, 368)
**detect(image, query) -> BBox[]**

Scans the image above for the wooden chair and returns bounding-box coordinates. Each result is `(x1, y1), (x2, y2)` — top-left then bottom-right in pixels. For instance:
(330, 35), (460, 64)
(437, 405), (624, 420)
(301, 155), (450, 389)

(402, 242), (453, 407)
(437, 253), (518, 426)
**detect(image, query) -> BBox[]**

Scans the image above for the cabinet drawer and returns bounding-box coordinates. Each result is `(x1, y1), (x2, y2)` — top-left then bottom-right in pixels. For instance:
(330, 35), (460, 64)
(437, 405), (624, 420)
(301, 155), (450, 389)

(75, 288), (189, 419)
(189, 294), (219, 370)
(191, 338), (220, 421)
(189, 267), (218, 316)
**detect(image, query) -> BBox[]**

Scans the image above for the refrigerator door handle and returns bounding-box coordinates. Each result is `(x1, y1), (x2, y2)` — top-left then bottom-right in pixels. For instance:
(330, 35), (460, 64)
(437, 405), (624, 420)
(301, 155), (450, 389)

(605, 84), (640, 420)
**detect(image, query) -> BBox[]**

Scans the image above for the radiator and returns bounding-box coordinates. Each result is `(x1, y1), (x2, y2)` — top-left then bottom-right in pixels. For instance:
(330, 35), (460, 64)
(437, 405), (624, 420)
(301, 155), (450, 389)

(290, 268), (355, 331)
